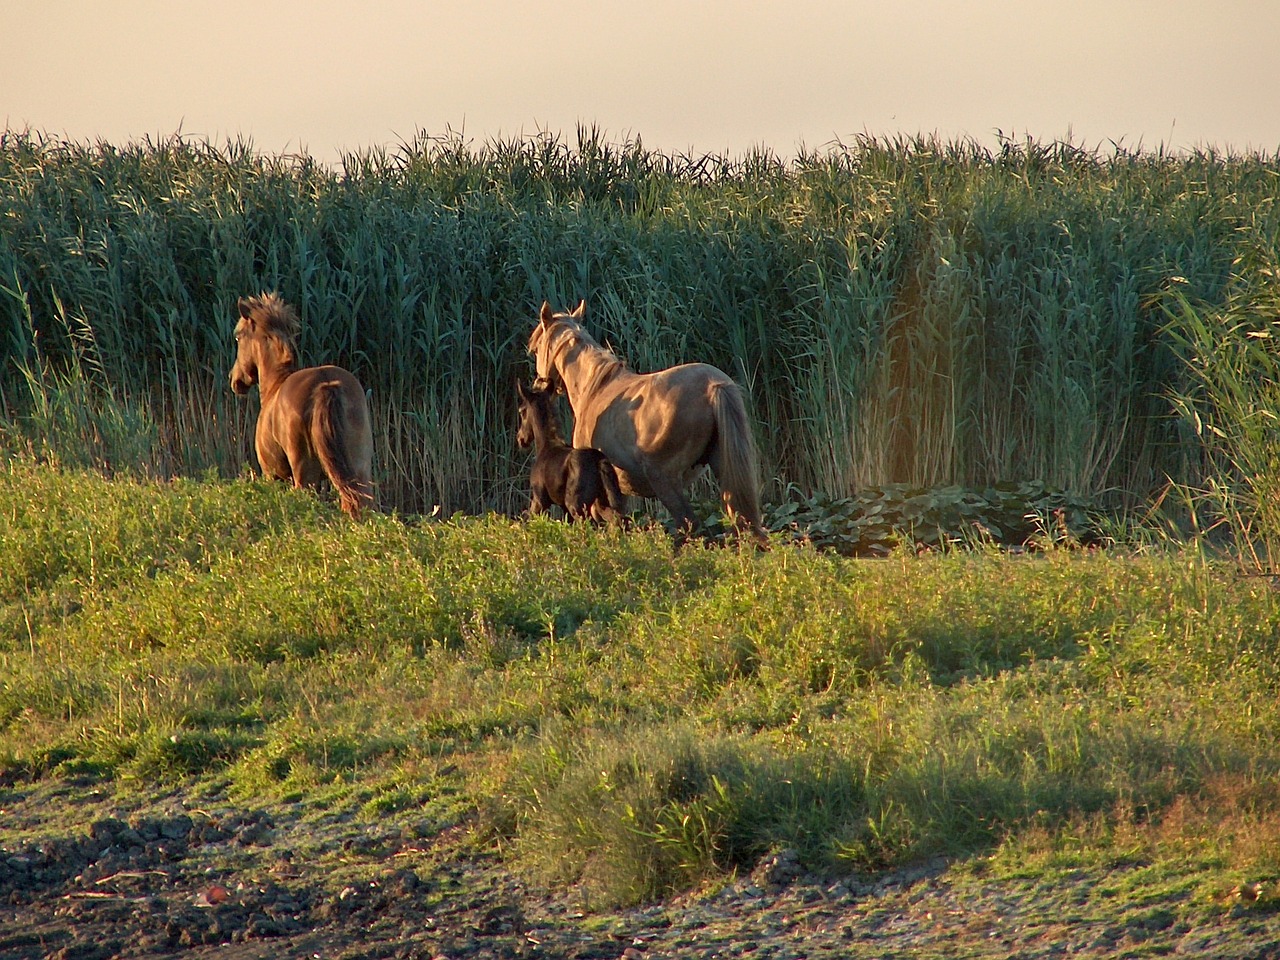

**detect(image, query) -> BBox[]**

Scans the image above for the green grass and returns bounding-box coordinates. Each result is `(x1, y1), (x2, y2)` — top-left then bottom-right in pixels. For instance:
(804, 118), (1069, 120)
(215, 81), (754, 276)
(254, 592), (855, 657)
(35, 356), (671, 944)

(3, 462), (1278, 907)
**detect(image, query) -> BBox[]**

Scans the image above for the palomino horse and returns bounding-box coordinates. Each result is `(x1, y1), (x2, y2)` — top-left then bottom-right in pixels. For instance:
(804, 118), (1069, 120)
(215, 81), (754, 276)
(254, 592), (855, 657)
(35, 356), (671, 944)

(516, 379), (626, 524)
(229, 292), (375, 518)
(528, 301), (766, 543)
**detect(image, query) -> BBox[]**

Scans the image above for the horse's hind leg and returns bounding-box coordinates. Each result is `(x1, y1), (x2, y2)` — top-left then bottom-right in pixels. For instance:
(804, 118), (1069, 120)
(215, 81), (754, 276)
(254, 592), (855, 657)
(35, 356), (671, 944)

(597, 459), (628, 526)
(581, 474), (623, 526)
(564, 486), (592, 523)
(589, 502), (624, 526)
(285, 442), (326, 493)
(565, 455), (601, 523)
(644, 472), (698, 542)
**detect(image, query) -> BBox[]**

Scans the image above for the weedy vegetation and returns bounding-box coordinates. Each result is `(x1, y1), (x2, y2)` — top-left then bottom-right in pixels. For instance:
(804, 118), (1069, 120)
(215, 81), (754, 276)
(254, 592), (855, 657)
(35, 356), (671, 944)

(2, 464), (1280, 911)
(2, 130), (1280, 916)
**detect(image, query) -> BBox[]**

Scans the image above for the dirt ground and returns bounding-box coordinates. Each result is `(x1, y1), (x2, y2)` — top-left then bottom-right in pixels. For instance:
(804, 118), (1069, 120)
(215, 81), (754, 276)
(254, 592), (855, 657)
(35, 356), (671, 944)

(4, 776), (1280, 960)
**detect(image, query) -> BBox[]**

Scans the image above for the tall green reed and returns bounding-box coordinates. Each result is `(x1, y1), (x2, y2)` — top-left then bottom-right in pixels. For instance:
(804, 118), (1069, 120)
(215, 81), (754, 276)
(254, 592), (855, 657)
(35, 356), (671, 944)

(0, 128), (1273, 513)
(0, 278), (160, 473)
(1162, 252), (1280, 572)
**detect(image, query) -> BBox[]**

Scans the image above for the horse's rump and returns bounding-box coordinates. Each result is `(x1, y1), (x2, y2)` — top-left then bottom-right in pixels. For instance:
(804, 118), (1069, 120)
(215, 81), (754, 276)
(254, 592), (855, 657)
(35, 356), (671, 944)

(309, 374), (374, 518)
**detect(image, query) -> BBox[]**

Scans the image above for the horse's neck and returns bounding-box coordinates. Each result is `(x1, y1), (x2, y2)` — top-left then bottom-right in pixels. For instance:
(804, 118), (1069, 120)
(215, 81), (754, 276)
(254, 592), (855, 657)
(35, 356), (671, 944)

(256, 347), (298, 402)
(531, 415), (569, 454)
(559, 339), (622, 409)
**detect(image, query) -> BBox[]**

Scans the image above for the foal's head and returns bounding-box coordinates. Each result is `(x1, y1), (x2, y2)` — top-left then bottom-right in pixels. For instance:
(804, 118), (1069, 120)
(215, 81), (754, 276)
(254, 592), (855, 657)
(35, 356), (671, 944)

(515, 379), (563, 450)
(229, 292), (301, 395)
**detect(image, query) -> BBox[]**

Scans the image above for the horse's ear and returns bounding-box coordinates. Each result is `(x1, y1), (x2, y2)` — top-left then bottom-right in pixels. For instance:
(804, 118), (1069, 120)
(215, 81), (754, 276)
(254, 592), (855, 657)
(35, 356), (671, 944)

(571, 299), (586, 319)
(515, 378), (530, 401)
(539, 301), (554, 327)
(237, 298), (253, 321)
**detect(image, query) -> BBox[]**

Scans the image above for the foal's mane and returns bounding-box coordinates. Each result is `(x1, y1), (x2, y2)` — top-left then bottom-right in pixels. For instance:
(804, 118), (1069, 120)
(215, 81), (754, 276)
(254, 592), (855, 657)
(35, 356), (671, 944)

(239, 292), (301, 346)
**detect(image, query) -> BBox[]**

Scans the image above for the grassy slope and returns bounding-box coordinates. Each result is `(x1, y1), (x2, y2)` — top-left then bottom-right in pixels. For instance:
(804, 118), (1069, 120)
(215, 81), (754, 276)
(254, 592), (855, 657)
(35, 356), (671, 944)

(1, 462), (1278, 912)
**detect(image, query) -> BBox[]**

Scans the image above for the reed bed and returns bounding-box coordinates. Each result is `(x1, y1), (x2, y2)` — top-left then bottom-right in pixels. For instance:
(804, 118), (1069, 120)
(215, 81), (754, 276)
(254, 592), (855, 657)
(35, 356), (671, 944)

(2, 127), (1279, 514)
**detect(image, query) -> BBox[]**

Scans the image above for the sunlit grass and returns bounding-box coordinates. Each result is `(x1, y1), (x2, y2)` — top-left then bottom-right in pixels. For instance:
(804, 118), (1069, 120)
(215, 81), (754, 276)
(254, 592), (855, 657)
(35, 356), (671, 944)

(2, 463), (1278, 906)
(3, 129), (1280, 908)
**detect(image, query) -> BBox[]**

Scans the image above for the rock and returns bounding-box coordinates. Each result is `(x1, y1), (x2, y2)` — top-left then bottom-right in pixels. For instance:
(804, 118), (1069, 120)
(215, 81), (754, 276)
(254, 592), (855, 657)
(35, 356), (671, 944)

(114, 826), (144, 848)
(392, 868), (423, 894)
(130, 817), (160, 842)
(161, 815), (194, 840)
(751, 849), (803, 889)
(246, 912), (282, 937)
(88, 818), (127, 843)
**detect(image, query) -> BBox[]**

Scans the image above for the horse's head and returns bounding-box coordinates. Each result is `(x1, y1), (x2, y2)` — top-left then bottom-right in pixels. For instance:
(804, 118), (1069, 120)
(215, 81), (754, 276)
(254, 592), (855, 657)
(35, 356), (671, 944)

(230, 293), (299, 395)
(528, 300), (587, 394)
(515, 379), (536, 448)
(515, 378), (559, 449)
(229, 299), (259, 394)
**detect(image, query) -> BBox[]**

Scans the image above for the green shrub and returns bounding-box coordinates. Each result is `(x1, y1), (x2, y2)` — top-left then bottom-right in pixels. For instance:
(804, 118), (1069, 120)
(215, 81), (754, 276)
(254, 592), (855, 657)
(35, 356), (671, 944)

(503, 722), (863, 905)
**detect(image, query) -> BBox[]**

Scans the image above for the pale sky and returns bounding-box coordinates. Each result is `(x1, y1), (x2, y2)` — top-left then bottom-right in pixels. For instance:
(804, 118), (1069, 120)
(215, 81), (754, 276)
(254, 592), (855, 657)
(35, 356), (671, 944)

(6, 1), (1280, 164)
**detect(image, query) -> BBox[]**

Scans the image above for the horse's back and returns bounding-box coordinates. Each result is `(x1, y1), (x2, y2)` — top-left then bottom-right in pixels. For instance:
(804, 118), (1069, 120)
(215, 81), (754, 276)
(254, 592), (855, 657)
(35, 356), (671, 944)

(278, 365), (373, 473)
(582, 364), (726, 453)
(646, 362), (734, 394)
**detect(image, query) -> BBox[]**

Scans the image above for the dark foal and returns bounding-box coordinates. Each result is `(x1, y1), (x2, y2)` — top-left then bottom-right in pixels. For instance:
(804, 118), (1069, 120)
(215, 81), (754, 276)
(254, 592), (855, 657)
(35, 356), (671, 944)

(516, 380), (626, 524)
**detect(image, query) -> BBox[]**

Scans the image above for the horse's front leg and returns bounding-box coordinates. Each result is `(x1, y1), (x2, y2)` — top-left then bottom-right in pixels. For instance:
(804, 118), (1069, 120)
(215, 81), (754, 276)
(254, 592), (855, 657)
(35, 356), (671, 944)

(528, 485), (553, 518)
(255, 438), (293, 485)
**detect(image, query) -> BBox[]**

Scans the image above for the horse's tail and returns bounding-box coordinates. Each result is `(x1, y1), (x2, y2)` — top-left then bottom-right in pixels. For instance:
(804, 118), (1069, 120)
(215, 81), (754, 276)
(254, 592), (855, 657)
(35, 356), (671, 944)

(312, 381), (374, 519)
(709, 381), (767, 545)
(599, 458), (627, 516)
(594, 457), (628, 526)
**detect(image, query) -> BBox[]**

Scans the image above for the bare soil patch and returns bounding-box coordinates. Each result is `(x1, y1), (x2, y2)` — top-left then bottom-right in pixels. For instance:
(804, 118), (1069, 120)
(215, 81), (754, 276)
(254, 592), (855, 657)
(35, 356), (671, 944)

(3, 777), (1278, 959)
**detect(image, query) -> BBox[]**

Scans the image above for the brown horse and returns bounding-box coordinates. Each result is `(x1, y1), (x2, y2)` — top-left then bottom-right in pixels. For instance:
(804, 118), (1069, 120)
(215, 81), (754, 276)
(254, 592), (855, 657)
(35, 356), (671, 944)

(516, 379), (626, 524)
(528, 300), (766, 543)
(229, 292), (374, 518)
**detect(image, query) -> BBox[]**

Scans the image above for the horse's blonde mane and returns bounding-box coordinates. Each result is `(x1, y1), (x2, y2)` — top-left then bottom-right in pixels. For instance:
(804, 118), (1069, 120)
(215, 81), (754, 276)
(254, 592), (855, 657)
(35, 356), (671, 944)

(534, 316), (626, 392)
(239, 291), (301, 345)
